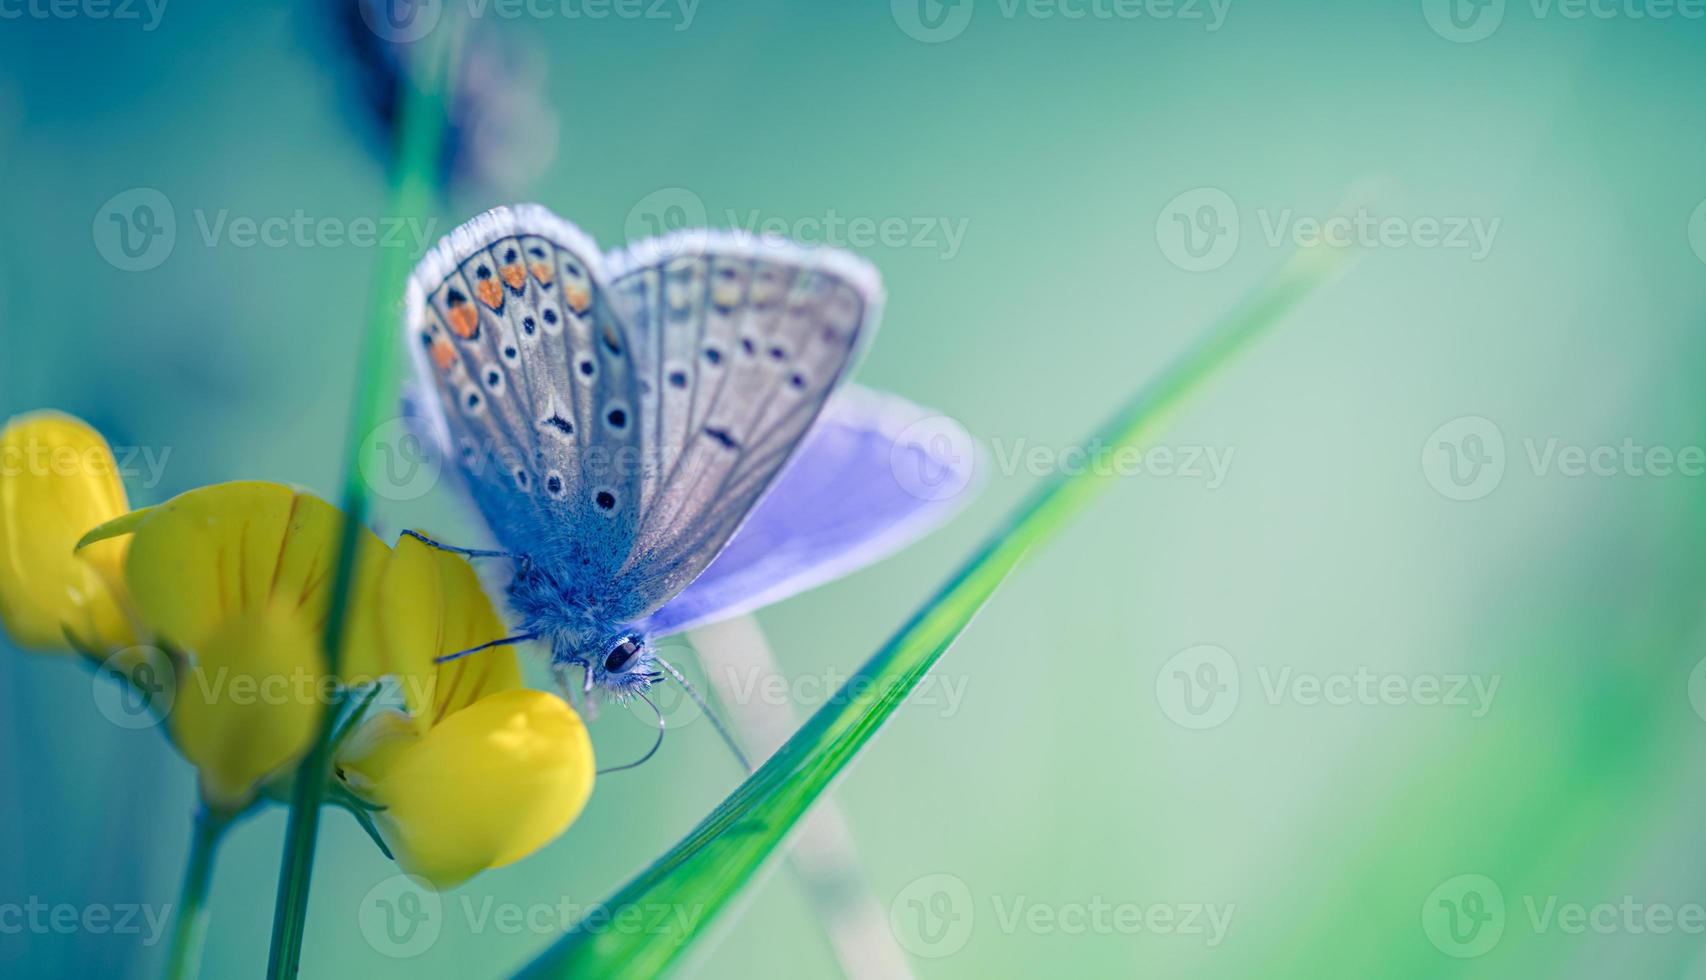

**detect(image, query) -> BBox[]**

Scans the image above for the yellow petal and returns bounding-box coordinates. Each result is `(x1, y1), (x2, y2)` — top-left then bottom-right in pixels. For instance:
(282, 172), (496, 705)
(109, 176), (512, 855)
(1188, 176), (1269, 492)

(377, 534), (520, 732)
(117, 483), (389, 672)
(0, 412), (135, 652)
(121, 481), (295, 649)
(340, 689), (594, 889)
(170, 608), (326, 810)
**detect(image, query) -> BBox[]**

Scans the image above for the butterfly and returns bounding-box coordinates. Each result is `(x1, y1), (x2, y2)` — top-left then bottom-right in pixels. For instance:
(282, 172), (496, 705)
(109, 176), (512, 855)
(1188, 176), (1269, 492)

(403, 204), (976, 740)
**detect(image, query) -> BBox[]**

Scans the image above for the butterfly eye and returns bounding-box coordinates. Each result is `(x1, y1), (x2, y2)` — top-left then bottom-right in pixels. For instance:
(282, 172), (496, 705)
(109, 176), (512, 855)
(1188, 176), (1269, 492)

(604, 638), (640, 674)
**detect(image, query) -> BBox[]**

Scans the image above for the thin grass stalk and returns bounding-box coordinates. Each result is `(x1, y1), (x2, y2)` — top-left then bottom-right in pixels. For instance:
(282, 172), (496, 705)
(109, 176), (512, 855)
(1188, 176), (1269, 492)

(262, 25), (454, 979)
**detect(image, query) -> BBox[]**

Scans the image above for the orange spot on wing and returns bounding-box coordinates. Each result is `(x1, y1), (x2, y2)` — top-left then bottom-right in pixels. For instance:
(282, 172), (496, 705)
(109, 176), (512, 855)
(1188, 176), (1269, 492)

(530, 262), (554, 284)
(476, 279), (504, 309)
(500, 264), (526, 289)
(430, 338), (457, 372)
(448, 304), (479, 338)
(566, 285), (591, 314)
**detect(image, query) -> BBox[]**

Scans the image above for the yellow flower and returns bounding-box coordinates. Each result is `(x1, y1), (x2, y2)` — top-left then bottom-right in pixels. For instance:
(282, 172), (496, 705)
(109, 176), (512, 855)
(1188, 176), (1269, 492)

(80, 481), (393, 808)
(0, 411), (134, 652)
(335, 535), (596, 888)
(1, 416), (600, 876)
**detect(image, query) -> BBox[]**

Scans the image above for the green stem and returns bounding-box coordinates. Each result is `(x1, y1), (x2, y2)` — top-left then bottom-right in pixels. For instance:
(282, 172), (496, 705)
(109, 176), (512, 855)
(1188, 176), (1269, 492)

(262, 27), (453, 980)
(161, 806), (232, 980)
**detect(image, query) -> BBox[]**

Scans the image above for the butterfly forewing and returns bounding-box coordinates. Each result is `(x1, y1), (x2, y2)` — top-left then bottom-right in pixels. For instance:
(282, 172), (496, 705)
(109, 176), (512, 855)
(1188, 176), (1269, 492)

(407, 206), (645, 580)
(602, 237), (881, 621)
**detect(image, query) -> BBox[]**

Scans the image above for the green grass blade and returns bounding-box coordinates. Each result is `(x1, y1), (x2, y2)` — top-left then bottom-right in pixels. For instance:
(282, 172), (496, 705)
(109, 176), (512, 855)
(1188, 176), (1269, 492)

(515, 244), (1350, 979)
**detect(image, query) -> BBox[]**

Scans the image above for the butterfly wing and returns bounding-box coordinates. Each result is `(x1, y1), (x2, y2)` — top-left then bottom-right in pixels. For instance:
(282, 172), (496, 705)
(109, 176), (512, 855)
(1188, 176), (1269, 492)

(406, 205), (645, 582)
(636, 384), (980, 637)
(406, 206), (884, 625)
(598, 230), (884, 622)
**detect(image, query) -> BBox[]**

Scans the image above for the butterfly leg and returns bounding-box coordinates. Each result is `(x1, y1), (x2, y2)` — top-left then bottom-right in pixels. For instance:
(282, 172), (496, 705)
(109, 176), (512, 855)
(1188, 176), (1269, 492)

(401, 529), (530, 571)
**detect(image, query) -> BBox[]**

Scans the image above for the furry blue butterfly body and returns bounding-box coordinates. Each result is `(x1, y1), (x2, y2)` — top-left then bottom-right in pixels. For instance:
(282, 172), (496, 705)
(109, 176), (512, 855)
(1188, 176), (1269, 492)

(405, 205), (975, 702)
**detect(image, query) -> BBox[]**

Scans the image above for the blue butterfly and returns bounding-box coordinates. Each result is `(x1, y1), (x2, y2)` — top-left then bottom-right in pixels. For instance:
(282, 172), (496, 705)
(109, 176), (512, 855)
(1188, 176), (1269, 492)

(403, 204), (975, 757)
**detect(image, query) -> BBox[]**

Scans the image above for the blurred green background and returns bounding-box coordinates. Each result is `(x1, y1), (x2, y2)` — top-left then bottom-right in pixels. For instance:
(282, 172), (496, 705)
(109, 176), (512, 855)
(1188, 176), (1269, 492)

(4, 0), (1706, 976)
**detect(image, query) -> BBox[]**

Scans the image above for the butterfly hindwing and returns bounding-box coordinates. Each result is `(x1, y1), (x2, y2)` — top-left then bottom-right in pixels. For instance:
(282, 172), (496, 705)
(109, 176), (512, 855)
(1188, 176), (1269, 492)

(637, 384), (980, 637)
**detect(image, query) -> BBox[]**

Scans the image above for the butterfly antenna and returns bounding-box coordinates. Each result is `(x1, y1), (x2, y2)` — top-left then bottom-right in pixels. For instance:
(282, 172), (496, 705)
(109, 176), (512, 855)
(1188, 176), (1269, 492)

(653, 653), (753, 773)
(596, 690), (665, 775)
(434, 632), (538, 665)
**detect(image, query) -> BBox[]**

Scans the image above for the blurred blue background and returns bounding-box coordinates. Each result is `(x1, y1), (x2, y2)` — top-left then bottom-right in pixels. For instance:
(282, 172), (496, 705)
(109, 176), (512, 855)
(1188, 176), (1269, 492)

(4, 0), (1706, 976)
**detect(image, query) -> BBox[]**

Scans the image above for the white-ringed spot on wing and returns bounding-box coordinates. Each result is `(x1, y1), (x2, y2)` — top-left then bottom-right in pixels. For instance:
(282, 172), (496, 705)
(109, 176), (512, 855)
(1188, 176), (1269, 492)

(458, 383), (486, 416)
(592, 486), (619, 516)
(545, 471), (568, 500)
(603, 403), (630, 433)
